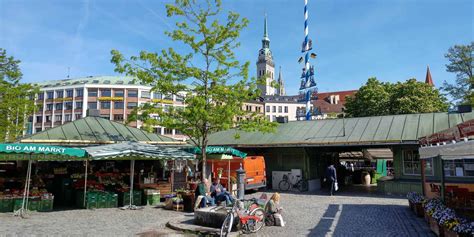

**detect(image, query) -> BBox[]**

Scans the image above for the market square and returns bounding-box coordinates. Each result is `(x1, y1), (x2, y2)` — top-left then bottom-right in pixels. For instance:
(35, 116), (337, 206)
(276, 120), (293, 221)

(0, 0), (473, 236)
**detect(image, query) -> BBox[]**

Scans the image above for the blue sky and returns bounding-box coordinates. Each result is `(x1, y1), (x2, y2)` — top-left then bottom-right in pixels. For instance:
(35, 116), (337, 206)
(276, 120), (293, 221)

(0, 0), (472, 95)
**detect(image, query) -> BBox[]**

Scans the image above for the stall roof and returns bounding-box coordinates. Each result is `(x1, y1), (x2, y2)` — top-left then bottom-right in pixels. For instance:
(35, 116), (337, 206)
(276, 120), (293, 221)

(208, 111), (474, 148)
(420, 140), (474, 160)
(83, 142), (194, 160)
(20, 117), (184, 145)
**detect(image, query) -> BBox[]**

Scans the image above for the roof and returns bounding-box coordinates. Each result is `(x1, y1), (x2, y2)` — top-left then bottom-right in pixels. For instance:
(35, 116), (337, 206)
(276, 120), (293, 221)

(313, 100), (345, 114)
(425, 66), (434, 86)
(83, 142), (194, 160)
(208, 111), (474, 148)
(315, 90), (358, 102)
(20, 117), (183, 145)
(33, 76), (147, 88)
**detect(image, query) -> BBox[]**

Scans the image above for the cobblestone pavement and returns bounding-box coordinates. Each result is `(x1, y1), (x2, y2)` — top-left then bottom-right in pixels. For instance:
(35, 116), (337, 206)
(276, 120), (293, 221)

(0, 190), (433, 237)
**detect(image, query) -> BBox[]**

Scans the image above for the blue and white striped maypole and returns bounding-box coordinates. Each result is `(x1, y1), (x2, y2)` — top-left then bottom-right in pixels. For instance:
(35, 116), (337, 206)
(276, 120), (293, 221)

(299, 0), (317, 120)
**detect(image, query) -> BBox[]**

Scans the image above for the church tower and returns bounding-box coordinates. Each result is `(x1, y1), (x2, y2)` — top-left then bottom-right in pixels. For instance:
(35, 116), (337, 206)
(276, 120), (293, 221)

(257, 15), (276, 96)
(277, 66), (286, 96)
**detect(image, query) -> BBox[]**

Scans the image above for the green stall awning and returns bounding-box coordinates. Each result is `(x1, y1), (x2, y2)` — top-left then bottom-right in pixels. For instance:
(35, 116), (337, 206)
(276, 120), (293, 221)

(188, 146), (247, 158)
(0, 143), (87, 161)
(83, 142), (195, 160)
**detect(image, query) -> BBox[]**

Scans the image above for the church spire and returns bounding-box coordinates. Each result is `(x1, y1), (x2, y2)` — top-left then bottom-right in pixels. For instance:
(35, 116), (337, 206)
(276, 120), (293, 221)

(425, 65), (434, 86)
(262, 14), (270, 49)
(277, 66), (285, 96)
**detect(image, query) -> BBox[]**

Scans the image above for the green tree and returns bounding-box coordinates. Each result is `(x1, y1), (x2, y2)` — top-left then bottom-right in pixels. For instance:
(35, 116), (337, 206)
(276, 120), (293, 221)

(0, 49), (38, 142)
(345, 78), (448, 117)
(441, 42), (473, 106)
(111, 0), (276, 179)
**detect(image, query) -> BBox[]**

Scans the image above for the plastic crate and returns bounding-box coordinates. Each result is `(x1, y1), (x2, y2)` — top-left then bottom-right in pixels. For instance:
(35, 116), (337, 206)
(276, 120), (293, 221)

(106, 194), (118, 208)
(28, 199), (40, 211)
(0, 199), (13, 212)
(13, 198), (24, 212)
(38, 199), (54, 212)
(146, 193), (161, 206)
(120, 191), (142, 206)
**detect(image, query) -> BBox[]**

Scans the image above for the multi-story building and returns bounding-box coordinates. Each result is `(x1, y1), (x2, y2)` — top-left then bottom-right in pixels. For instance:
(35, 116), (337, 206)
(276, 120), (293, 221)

(312, 90), (357, 119)
(31, 76), (187, 140)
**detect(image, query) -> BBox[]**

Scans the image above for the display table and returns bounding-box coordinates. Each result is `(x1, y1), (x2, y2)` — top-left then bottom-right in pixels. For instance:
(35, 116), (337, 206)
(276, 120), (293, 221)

(138, 182), (172, 196)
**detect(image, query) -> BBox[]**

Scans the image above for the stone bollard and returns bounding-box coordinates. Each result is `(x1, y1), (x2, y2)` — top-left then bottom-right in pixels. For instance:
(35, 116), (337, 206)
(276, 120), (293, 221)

(236, 163), (245, 200)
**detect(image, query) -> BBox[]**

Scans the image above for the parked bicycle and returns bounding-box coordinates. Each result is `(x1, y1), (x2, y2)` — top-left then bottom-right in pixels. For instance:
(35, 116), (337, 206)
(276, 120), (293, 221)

(278, 174), (308, 192)
(220, 198), (265, 237)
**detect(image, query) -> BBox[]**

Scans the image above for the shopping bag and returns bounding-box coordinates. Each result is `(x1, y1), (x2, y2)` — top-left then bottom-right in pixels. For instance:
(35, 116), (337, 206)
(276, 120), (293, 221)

(275, 213), (285, 227)
(334, 182), (339, 191)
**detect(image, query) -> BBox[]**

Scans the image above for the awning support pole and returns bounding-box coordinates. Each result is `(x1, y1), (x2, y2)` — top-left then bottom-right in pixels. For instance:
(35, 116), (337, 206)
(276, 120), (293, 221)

(228, 160), (230, 190)
(15, 157), (32, 218)
(420, 159), (426, 196)
(122, 159), (140, 210)
(440, 156), (445, 202)
(83, 160), (88, 208)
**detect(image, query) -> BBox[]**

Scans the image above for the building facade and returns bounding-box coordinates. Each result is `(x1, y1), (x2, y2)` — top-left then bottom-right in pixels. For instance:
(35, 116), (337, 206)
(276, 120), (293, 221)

(312, 90), (357, 119)
(31, 76), (187, 140)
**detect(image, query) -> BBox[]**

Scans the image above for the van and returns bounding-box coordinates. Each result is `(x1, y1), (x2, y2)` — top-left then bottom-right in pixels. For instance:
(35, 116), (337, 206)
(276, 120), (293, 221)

(206, 156), (267, 190)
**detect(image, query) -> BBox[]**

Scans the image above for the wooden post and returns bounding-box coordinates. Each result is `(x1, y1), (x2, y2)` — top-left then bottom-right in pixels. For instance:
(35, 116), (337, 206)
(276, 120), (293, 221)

(440, 157), (445, 202)
(420, 159), (426, 196)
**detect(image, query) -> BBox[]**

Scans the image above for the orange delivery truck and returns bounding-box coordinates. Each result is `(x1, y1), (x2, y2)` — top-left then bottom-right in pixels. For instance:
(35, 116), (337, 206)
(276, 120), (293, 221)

(206, 156), (267, 190)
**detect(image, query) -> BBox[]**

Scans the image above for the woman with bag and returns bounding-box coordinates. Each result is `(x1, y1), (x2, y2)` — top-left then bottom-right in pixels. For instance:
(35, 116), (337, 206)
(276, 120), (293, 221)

(264, 193), (285, 226)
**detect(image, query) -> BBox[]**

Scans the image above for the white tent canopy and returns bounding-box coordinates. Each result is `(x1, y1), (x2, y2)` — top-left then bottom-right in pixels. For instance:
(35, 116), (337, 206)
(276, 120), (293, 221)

(419, 140), (474, 160)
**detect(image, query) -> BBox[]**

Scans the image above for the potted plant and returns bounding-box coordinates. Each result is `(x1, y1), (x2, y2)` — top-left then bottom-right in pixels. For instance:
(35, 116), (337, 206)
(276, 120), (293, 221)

(451, 220), (474, 237)
(406, 192), (424, 216)
(424, 198), (446, 236)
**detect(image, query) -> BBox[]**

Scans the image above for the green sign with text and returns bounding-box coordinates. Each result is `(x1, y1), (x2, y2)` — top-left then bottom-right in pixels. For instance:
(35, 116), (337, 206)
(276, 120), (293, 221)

(0, 143), (86, 159)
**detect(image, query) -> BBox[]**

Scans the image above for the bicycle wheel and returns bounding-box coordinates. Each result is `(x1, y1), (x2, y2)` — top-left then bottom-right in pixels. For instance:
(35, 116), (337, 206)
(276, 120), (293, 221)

(220, 213), (233, 237)
(249, 207), (265, 233)
(279, 180), (290, 191)
(297, 179), (308, 192)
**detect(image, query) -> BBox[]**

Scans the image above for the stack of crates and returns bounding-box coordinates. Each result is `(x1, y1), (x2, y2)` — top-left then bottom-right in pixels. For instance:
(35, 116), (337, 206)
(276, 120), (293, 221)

(38, 198), (54, 212)
(76, 191), (98, 209)
(12, 197), (41, 212)
(0, 198), (13, 212)
(76, 191), (118, 209)
(120, 190), (142, 206)
(106, 193), (118, 208)
(144, 189), (161, 206)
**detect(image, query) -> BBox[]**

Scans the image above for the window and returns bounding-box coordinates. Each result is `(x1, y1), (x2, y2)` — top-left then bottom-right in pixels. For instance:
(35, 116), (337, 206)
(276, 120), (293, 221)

(100, 89), (111, 97)
(153, 92), (162, 99)
(127, 102), (137, 109)
(163, 94), (172, 100)
(114, 90), (124, 97)
(266, 106), (270, 113)
(176, 95), (184, 102)
(75, 89), (83, 97)
(100, 101), (111, 109)
(35, 127), (42, 133)
(175, 130), (183, 135)
(55, 115), (62, 122)
(284, 106), (288, 113)
(128, 90), (138, 97)
(55, 103), (63, 110)
(46, 104), (53, 111)
(75, 114), (82, 120)
(66, 89), (73, 98)
(65, 102), (73, 110)
(45, 116), (51, 122)
(272, 106), (276, 113)
(75, 101), (83, 109)
(88, 89), (98, 97)
(113, 114), (124, 121)
(88, 102), (97, 110)
(272, 115), (276, 121)
(266, 115), (271, 121)
(56, 90), (63, 98)
(278, 106), (282, 113)
(444, 159), (474, 177)
(100, 114), (110, 120)
(64, 114), (72, 122)
(256, 107), (261, 113)
(114, 101), (124, 109)
(47, 91), (54, 99)
(403, 150), (422, 175)
(36, 116), (42, 123)
(38, 93), (44, 100)
(164, 128), (173, 135)
(141, 91), (151, 99)
(37, 105), (43, 112)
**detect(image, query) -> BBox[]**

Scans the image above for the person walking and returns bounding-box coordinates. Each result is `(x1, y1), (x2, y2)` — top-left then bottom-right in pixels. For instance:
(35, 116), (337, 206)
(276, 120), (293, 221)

(326, 163), (337, 196)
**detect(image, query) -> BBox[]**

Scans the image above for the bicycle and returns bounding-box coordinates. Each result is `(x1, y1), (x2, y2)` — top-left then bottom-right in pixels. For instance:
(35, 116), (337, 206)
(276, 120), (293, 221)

(220, 198), (265, 237)
(278, 174), (308, 192)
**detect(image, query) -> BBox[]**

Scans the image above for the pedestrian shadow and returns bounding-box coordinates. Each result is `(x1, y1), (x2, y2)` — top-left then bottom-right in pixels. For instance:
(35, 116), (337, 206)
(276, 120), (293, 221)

(308, 204), (433, 237)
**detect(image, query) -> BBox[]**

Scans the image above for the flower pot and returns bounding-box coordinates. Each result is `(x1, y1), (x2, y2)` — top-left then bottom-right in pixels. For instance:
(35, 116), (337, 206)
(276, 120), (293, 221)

(429, 216), (443, 237)
(408, 200), (414, 211)
(414, 203), (424, 218)
(443, 228), (460, 237)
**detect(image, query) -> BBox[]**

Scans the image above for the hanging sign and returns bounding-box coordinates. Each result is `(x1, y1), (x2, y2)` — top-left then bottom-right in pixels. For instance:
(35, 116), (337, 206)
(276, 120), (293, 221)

(0, 143), (86, 158)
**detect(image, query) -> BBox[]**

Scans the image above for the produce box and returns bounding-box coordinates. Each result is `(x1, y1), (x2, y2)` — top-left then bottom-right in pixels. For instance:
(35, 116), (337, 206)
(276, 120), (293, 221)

(27, 198), (40, 211)
(146, 193), (161, 206)
(13, 198), (24, 212)
(106, 194), (118, 208)
(39, 199), (54, 212)
(120, 191), (142, 206)
(0, 198), (13, 212)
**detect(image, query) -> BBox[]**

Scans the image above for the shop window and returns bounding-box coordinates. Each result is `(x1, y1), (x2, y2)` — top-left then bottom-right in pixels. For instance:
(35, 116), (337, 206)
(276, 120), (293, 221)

(278, 106), (282, 113)
(75, 101), (83, 109)
(141, 91), (151, 99)
(284, 106), (288, 113)
(114, 90), (124, 97)
(56, 90), (63, 98)
(66, 89), (73, 98)
(88, 89), (98, 97)
(128, 90), (138, 97)
(65, 102), (73, 110)
(101, 89), (111, 97)
(101, 101), (111, 109)
(55, 103), (63, 110)
(88, 102), (97, 110)
(47, 91), (54, 99)
(76, 89), (83, 97)
(75, 114), (82, 120)
(403, 150), (422, 175)
(127, 102), (137, 109)
(65, 114), (72, 122)
(113, 114), (124, 121)
(444, 159), (474, 177)
(266, 106), (270, 113)
(38, 93), (44, 100)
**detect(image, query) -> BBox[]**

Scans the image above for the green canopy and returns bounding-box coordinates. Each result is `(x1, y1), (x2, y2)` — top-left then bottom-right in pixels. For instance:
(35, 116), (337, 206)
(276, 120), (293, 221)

(83, 142), (195, 160)
(0, 143), (87, 161)
(189, 146), (247, 158)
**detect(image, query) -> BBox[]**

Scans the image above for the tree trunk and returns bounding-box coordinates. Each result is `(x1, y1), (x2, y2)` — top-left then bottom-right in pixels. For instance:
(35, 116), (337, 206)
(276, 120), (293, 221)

(201, 145), (207, 182)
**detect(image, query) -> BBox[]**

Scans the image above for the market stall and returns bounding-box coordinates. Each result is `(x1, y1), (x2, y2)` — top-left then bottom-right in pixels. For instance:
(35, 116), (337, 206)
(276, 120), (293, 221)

(0, 143), (87, 217)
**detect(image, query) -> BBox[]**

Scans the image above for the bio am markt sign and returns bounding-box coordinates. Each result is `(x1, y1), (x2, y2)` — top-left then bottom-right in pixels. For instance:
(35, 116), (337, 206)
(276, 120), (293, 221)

(0, 143), (86, 158)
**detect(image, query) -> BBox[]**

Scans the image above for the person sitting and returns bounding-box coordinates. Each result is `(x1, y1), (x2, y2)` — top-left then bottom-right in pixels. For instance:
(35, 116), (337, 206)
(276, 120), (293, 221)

(210, 178), (234, 206)
(264, 193), (284, 226)
(194, 178), (215, 208)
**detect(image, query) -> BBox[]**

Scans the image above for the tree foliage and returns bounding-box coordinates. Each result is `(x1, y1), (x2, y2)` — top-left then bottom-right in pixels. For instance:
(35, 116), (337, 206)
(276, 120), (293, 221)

(111, 0), (276, 179)
(0, 49), (38, 142)
(345, 78), (448, 117)
(441, 42), (473, 106)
